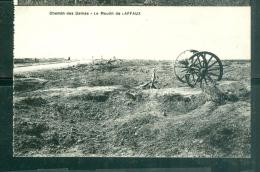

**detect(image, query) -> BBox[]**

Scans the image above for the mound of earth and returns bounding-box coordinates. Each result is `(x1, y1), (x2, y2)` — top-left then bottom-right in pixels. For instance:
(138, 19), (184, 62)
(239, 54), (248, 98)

(204, 80), (250, 104)
(14, 77), (48, 92)
(13, 83), (250, 157)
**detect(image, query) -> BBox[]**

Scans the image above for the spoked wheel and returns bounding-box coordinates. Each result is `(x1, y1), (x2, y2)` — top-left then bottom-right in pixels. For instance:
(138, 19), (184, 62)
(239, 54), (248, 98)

(201, 51), (223, 82)
(186, 51), (223, 88)
(174, 50), (223, 88)
(174, 49), (199, 83)
(185, 52), (208, 88)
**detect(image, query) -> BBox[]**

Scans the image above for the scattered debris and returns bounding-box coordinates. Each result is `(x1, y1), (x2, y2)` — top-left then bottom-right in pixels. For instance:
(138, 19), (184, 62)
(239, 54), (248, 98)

(90, 57), (123, 72)
(139, 68), (159, 89)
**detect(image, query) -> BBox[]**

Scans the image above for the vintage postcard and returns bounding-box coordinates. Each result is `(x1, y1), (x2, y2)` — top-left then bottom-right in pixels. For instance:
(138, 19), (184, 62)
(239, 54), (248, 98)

(13, 3), (250, 157)
(15, 0), (249, 6)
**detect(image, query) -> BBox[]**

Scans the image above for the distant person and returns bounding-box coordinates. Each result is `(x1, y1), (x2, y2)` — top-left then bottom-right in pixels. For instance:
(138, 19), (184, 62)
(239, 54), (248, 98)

(68, 57), (71, 61)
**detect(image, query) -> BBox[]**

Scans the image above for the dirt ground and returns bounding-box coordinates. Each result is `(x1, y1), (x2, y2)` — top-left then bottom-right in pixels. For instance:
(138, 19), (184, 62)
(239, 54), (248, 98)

(13, 59), (250, 157)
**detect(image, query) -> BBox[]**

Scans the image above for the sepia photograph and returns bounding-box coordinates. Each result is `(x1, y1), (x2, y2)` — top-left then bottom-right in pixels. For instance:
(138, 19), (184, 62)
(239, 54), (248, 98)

(13, 7), (251, 157)
(16, 0), (250, 6)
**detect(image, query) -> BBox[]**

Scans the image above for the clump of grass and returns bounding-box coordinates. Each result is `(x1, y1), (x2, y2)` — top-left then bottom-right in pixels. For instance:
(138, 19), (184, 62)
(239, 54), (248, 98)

(14, 78), (48, 92)
(20, 96), (47, 106)
(14, 120), (49, 137)
(114, 114), (158, 148)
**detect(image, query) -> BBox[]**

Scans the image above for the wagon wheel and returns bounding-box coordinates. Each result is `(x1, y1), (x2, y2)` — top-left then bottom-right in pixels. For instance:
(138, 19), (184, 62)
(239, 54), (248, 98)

(174, 50), (199, 83)
(186, 51), (223, 88)
(201, 51), (223, 82)
(185, 52), (208, 88)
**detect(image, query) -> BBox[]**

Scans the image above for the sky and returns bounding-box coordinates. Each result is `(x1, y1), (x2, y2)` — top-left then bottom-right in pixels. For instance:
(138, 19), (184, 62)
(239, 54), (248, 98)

(14, 6), (250, 60)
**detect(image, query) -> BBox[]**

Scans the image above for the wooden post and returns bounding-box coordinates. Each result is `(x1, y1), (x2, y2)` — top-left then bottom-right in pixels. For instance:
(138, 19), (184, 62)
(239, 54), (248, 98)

(139, 68), (158, 89)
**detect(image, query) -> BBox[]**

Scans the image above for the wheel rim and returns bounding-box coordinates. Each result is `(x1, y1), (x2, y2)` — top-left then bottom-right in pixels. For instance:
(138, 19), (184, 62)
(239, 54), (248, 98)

(201, 51), (223, 82)
(186, 51), (223, 88)
(174, 49), (198, 83)
(185, 52), (208, 88)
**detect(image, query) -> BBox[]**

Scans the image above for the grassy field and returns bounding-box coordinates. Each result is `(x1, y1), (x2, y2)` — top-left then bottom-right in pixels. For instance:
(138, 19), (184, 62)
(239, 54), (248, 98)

(14, 58), (70, 67)
(13, 59), (250, 157)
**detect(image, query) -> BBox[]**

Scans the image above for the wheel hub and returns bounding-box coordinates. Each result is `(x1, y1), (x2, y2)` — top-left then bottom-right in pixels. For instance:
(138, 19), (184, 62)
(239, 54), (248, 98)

(199, 68), (207, 78)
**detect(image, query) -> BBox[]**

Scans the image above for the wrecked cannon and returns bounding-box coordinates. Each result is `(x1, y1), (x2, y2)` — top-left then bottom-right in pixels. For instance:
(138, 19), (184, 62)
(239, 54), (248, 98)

(173, 50), (223, 88)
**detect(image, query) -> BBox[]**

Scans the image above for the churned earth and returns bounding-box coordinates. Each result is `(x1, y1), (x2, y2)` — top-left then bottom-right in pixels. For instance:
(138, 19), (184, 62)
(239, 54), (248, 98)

(13, 59), (250, 157)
